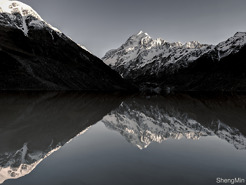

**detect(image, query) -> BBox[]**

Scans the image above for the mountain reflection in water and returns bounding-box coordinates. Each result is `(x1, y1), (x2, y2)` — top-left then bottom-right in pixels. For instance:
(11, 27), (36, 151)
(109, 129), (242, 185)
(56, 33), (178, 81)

(0, 93), (245, 185)
(0, 93), (123, 183)
(103, 95), (246, 150)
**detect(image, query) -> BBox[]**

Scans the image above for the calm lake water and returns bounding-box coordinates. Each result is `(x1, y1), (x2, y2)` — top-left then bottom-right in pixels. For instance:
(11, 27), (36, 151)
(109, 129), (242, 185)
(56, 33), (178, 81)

(0, 93), (246, 185)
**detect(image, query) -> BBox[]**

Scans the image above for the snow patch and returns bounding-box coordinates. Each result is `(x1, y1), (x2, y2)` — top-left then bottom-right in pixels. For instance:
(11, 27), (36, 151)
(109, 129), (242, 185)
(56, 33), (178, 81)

(0, 0), (62, 36)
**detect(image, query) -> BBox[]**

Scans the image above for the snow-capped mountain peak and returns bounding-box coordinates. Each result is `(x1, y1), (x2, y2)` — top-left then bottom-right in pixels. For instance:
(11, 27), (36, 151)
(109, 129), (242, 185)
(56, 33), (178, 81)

(102, 31), (212, 76)
(184, 41), (203, 49)
(137, 30), (144, 35)
(102, 30), (246, 82)
(124, 31), (152, 48)
(136, 30), (151, 39)
(0, 0), (43, 20)
(0, 0), (61, 36)
(215, 32), (246, 60)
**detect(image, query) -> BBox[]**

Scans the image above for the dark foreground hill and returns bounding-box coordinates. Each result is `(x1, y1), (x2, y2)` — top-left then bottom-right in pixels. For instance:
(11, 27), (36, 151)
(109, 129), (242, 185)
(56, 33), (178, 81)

(0, 1), (134, 91)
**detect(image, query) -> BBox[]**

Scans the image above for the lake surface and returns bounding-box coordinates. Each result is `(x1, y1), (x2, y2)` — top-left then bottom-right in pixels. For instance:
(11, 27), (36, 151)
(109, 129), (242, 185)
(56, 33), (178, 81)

(0, 93), (246, 185)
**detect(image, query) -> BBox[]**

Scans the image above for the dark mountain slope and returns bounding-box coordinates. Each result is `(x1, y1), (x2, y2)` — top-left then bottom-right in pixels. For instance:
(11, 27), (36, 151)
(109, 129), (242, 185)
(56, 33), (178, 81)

(157, 45), (246, 92)
(0, 1), (135, 91)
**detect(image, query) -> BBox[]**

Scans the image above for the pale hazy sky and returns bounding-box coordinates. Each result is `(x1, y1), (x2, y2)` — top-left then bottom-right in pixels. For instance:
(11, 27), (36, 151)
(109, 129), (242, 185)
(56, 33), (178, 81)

(20, 0), (246, 57)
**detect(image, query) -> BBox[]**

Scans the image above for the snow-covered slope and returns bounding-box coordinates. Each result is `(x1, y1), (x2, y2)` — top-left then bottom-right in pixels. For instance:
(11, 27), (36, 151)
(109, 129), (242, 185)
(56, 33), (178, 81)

(0, 0), (61, 36)
(102, 31), (213, 78)
(102, 31), (246, 80)
(215, 32), (246, 60)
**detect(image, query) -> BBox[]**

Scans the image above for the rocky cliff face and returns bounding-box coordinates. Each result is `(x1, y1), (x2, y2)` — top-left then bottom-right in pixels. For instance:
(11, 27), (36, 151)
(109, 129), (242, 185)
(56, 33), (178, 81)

(0, 1), (134, 91)
(103, 31), (246, 92)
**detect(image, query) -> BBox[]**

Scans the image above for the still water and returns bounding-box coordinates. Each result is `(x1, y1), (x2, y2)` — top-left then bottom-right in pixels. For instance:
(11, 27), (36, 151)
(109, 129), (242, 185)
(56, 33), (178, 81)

(0, 93), (245, 185)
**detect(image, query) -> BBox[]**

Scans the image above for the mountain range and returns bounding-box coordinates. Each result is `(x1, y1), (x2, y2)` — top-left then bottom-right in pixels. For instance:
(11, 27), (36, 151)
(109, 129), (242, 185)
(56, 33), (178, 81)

(103, 31), (246, 93)
(0, 0), (245, 92)
(0, 0), (134, 91)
